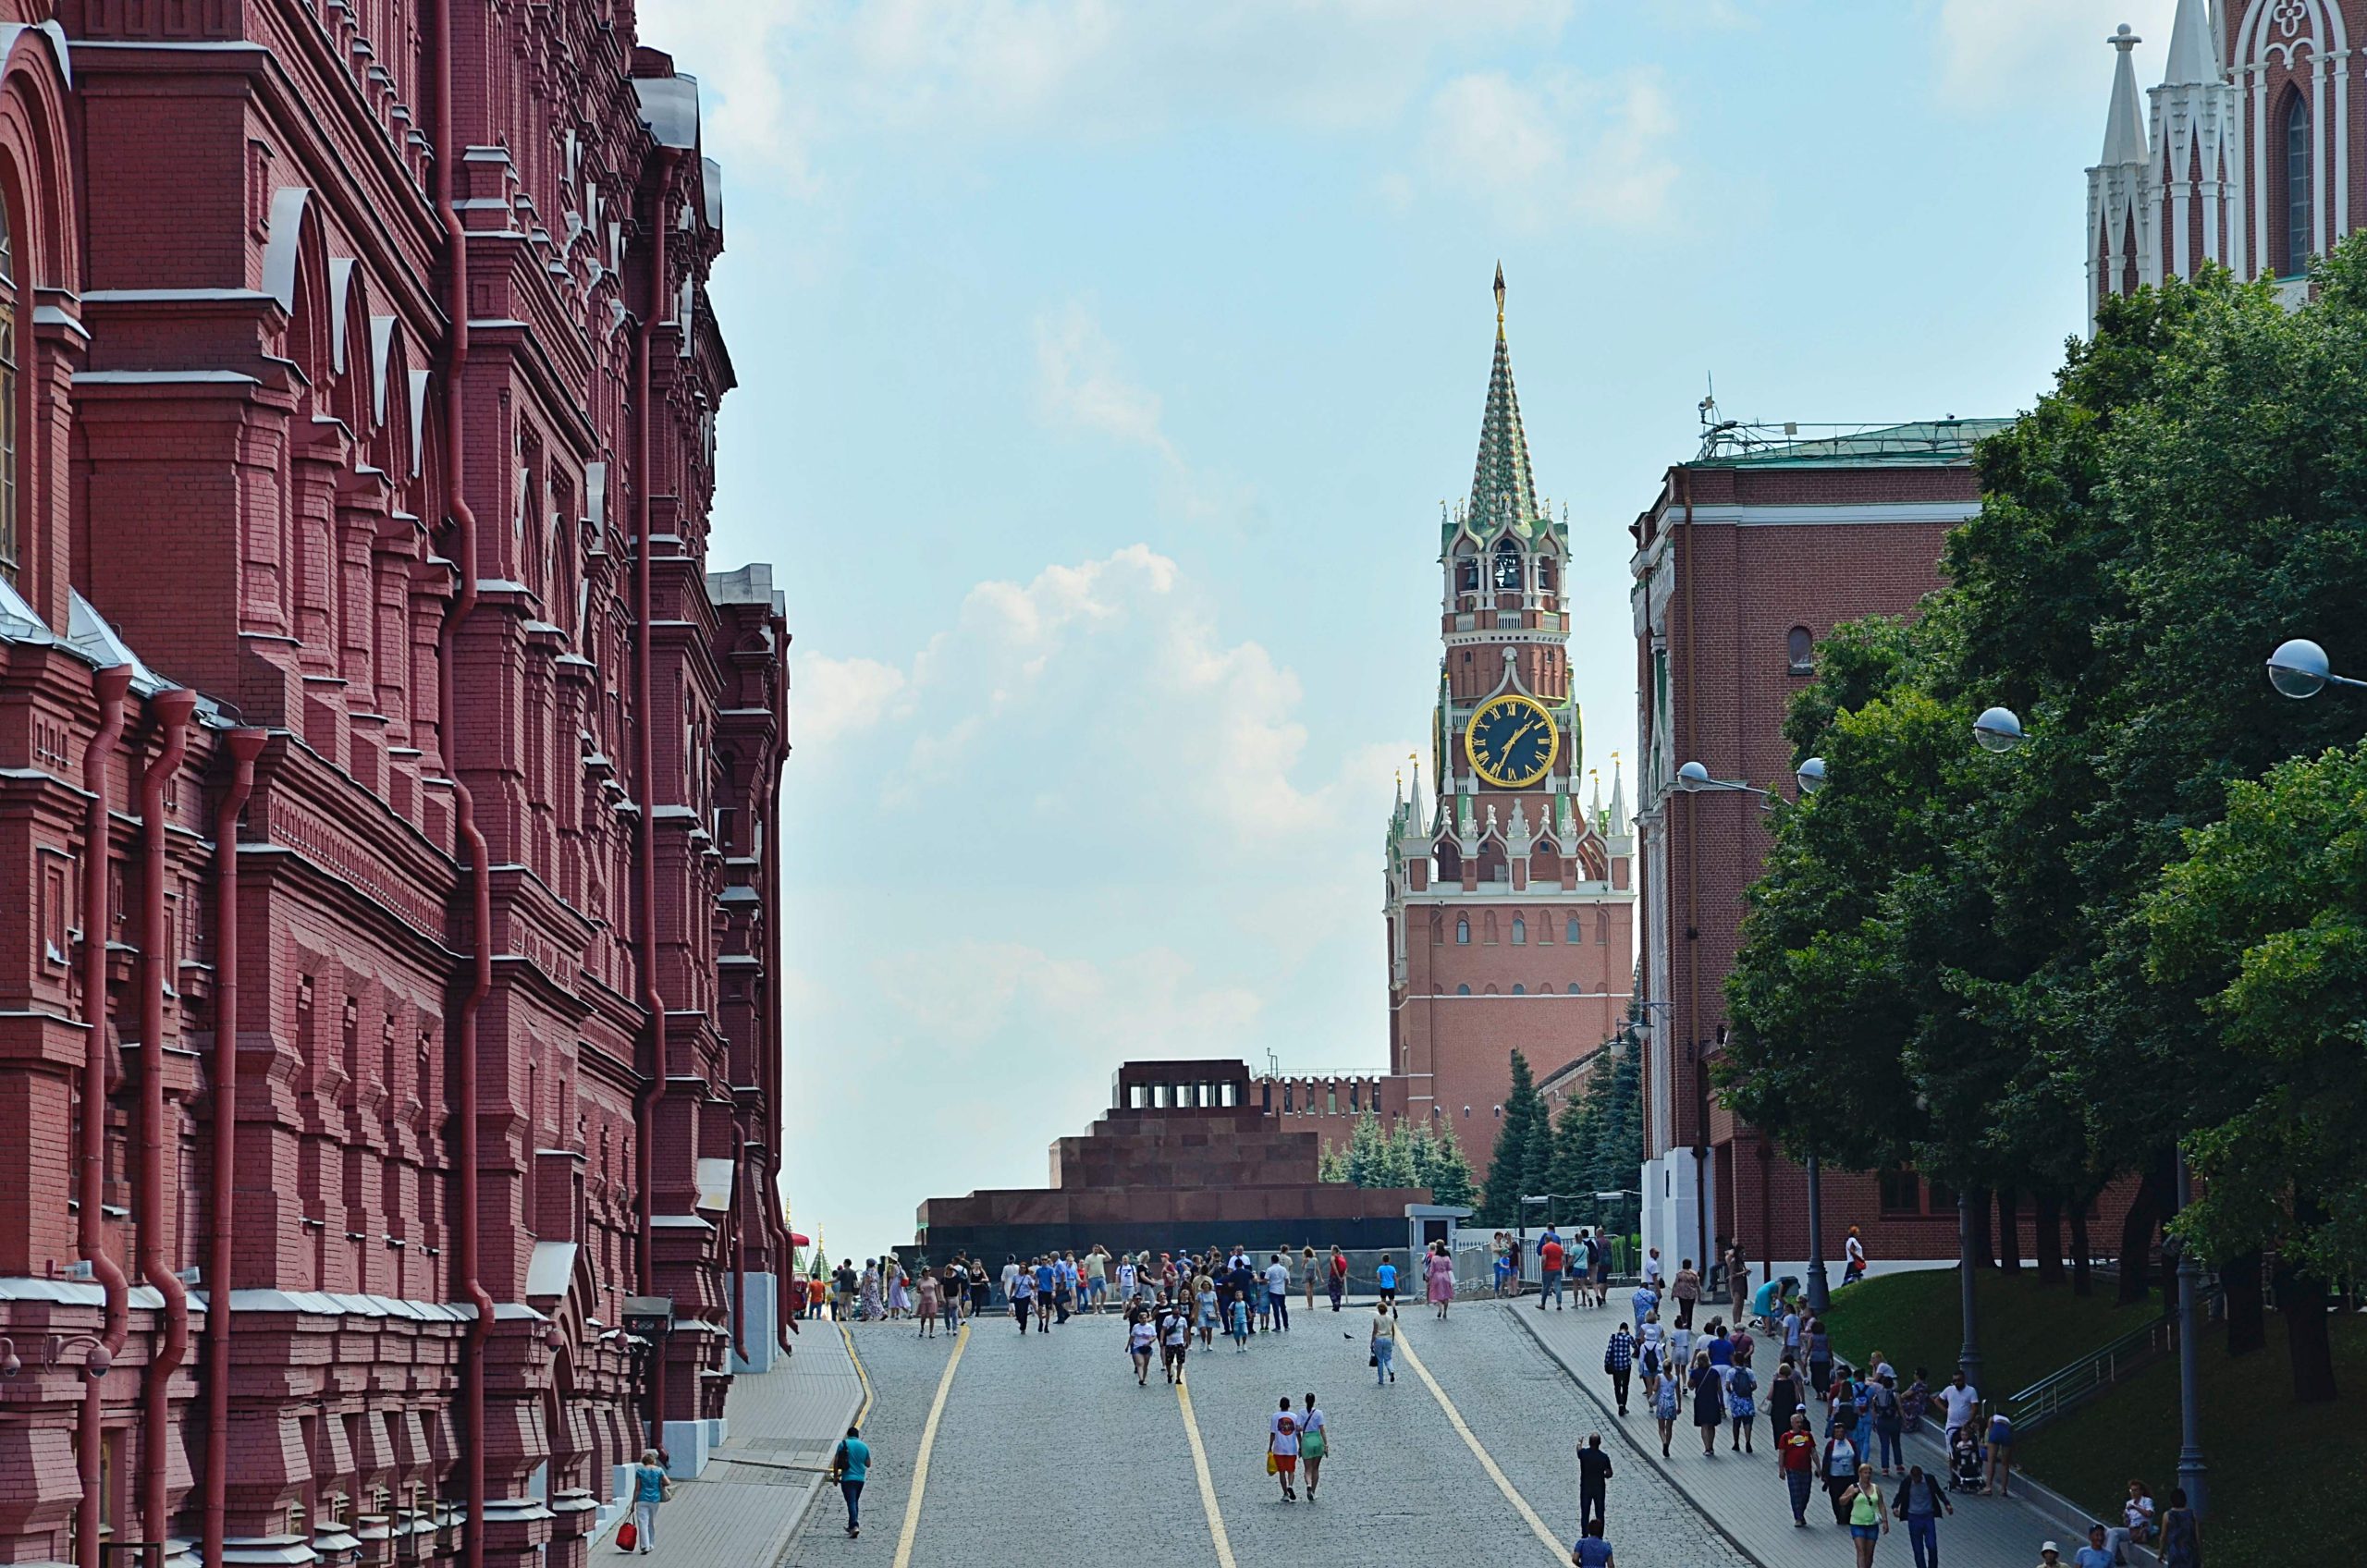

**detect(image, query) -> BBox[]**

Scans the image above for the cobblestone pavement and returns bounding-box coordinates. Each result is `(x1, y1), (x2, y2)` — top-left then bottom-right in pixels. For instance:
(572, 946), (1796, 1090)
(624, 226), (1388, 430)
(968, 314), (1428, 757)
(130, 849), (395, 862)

(779, 1299), (1754, 1567)
(1515, 1295), (2133, 1568)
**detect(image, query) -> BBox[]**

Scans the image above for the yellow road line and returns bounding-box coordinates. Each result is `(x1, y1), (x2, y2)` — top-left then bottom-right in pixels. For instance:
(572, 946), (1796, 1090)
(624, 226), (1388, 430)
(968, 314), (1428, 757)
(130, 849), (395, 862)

(889, 1321), (970, 1568)
(838, 1320), (875, 1427)
(1172, 1373), (1239, 1568)
(1395, 1332), (1568, 1564)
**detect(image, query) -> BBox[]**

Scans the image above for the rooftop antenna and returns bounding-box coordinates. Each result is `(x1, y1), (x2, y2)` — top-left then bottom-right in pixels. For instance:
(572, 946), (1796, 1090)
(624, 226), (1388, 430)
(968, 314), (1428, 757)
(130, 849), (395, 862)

(1698, 372), (1718, 431)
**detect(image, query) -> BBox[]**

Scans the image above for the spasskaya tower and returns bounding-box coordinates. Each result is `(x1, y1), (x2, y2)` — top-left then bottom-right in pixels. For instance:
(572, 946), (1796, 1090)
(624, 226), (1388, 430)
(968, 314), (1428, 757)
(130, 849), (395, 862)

(1381, 268), (1635, 1139)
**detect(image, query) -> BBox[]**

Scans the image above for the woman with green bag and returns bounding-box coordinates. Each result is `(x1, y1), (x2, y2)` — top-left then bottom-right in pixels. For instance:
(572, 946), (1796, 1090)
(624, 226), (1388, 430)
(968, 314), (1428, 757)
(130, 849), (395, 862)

(1298, 1390), (1328, 1500)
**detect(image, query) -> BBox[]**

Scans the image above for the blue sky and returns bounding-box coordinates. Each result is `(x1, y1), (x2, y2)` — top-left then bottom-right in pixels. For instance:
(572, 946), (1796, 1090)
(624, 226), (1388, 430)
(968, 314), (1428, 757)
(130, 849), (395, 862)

(643, 0), (2182, 1257)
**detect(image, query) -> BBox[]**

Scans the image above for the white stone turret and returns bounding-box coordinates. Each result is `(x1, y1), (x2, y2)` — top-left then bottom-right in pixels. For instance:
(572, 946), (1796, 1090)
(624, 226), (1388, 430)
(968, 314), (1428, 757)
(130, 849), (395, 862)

(2151, 0), (2242, 283)
(1607, 755), (1631, 853)
(2089, 24), (2157, 334)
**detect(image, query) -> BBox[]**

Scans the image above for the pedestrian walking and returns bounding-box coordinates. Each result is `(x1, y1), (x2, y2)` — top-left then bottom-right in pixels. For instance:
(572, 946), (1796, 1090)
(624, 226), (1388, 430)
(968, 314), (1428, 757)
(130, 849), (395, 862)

(1163, 1300), (1191, 1384)
(1672, 1258), (1700, 1329)
(1304, 1246), (1319, 1312)
(1539, 1231), (1566, 1310)
(1196, 1273), (1219, 1348)
(2157, 1488), (2201, 1568)
(1085, 1245), (1108, 1312)
(1725, 1236), (1751, 1317)
(1589, 1227), (1612, 1305)
(1266, 1254), (1293, 1331)
(914, 1268), (941, 1338)
(625, 1449), (668, 1554)
(1776, 1411), (1817, 1528)
(1688, 1351), (1723, 1457)
(858, 1260), (883, 1321)
(1299, 1391), (1328, 1500)
(1892, 1463), (1952, 1568)
(1651, 1355), (1678, 1457)
(1376, 1254), (1399, 1308)
(1569, 1522), (1616, 1567)
(1870, 1369), (1905, 1474)
(1328, 1245), (1348, 1310)
(1268, 1407), (1301, 1501)
(1427, 1242), (1455, 1319)
(940, 1261), (964, 1332)
(1725, 1357), (1758, 1453)
(828, 1426), (870, 1540)
(1369, 1301), (1397, 1385)
(1011, 1265), (1036, 1332)
(1843, 1225), (1868, 1284)
(1643, 1246), (1663, 1290)
(1128, 1308), (1156, 1385)
(1602, 1322), (1636, 1415)
(1229, 1291), (1252, 1350)
(887, 1261), (911, 1319)
(1577, 1433), (1613, 1537)
(1842, 1465), (1888, 1566)
(1822, 1429), (1862, 1525)
(1767, 1358), (1803, 1452)
(1807, 1314), (1833, 1398)
(1935, 1369), (1980, 1451)
(1901, 1366), (1931, 1436)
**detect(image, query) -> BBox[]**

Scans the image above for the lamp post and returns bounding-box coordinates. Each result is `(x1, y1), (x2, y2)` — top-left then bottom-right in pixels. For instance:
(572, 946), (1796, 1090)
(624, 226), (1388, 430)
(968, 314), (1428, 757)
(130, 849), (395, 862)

(2171, 1150), (2210, 1515)
(1794, 755), (1833, 1316)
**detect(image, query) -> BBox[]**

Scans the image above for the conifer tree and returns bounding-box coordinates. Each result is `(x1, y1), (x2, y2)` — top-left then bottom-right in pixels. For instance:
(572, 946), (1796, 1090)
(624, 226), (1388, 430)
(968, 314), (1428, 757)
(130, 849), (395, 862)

(1483, 1051), (1543, 1224)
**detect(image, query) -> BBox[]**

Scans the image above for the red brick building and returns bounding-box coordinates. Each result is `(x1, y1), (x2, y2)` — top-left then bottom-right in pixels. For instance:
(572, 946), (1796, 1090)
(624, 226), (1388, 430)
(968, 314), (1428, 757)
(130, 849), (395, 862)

(0, 4), (791, 1566)
(1373, 274), (1635, 1150)
(1626, 422), (2001, 1280)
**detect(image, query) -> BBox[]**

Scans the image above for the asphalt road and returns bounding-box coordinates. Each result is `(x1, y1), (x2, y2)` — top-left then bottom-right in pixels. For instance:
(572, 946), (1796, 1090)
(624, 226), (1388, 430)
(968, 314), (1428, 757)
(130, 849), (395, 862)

(781, 1298), (1753, 1567)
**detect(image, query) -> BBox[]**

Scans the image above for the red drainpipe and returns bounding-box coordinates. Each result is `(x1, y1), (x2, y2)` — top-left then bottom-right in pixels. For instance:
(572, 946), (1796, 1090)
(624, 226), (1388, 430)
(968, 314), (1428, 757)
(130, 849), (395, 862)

(75, 661), (133, 1568)
(730, 1112), (747, 1365)
(429, 1), (495, 1558)
(137, 688), (199, 1546)
(763, 757), (793, 1353)
(633, 145), (681, 1450)
(202, 727), (265, 1568)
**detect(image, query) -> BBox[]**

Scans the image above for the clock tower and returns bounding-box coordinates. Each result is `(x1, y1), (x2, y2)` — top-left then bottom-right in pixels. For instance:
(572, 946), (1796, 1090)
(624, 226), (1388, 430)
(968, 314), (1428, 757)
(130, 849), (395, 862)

(1382, 268), (1636, 1143)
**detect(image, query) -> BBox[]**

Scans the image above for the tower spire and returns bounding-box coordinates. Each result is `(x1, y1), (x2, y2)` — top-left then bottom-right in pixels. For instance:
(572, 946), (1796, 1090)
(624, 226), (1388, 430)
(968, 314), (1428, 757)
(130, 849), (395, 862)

(2101, 24), (2148, 166)
(1469, 264), (1539, 531)
(2163, 0), (2217, 86)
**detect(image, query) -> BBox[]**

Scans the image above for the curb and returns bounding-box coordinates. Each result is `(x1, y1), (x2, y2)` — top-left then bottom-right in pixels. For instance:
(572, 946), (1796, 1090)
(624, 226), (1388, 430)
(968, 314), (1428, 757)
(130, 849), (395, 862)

(1504, 1304), (1774, 1568)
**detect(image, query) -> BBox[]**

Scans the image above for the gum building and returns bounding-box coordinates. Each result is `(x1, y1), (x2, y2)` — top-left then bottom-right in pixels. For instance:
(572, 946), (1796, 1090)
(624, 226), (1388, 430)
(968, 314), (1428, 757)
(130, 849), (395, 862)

(0, 4), (793, 1566)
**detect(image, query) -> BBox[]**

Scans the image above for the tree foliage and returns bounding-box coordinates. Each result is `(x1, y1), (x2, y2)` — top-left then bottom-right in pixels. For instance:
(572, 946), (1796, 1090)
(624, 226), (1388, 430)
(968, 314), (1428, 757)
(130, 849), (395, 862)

(1720, 243), (2367, 1393)
(1320, 1113), (1477, 1207)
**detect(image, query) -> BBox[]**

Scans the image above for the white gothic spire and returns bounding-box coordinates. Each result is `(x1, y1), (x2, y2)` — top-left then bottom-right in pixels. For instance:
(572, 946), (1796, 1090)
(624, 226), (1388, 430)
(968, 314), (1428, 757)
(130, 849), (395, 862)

(2163, 0), (2218, 87)
(2102, 25), (2149, 166)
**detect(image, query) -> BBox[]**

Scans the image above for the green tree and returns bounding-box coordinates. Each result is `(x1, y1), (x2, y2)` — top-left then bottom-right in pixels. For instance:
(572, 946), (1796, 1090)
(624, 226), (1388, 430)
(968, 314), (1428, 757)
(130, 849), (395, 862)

(1342, 1112), (1386, 1188)
(1423, 1121), (1478, 1208)
(1482, 1051), (1543, 1225)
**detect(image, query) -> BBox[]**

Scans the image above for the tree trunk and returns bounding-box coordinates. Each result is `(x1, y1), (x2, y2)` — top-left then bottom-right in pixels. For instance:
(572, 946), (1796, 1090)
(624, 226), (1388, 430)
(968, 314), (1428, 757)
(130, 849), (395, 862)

(2275, 1247), (2338, 1403)
(2034, 1190), (2065, 1285)
(1967, 1185), (1993, 1269)
(1996, 1186), (2021, 1273)
(2068, 1202), (2092, 1297)
(2222, 1247), (2265, 1357)
(2116, 1160), (2169, 1305)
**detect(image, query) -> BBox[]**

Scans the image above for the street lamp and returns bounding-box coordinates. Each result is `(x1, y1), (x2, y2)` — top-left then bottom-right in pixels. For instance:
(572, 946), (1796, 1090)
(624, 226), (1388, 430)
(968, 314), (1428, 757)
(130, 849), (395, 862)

(2169, 1151), (2210, 1515)
(1957, 705), (2021, 1395)
(1676, 761), (1783, 809)
(2263, 637), (2367, 698)
(1796, 756), (1826, 794)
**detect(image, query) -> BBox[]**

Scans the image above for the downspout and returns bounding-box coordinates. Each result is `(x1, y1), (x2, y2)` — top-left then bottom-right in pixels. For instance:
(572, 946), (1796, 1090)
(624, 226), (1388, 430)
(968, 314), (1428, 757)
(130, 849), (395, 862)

(202, 728), (265, 1568)
(137, 688), (199, 1548)
(730, 1114), (747, 1365)
(75, 662), (133, 1568)
(1678, 467), (1707, 1268)
(429, 2), (496, 1560)
(764, 761), (793, 1352)
(632, 145), (681, 1449)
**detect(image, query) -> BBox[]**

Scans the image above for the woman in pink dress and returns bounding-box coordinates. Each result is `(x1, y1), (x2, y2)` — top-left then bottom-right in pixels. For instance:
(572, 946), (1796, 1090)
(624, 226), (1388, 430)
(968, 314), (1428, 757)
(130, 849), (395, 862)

(1425, 1243), (1456, 1319)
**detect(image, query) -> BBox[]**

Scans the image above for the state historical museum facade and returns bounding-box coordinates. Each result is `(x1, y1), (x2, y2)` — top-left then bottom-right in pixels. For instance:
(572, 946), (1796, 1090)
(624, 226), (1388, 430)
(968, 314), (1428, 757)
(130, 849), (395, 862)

(0, 4), (791, 1566)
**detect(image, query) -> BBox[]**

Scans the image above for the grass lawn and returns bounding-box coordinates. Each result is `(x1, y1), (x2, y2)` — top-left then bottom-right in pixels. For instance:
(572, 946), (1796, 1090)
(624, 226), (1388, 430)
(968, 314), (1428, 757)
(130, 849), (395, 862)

(1819, 1266), (2163, 1399)
(2017, 1311), (2365, 1568)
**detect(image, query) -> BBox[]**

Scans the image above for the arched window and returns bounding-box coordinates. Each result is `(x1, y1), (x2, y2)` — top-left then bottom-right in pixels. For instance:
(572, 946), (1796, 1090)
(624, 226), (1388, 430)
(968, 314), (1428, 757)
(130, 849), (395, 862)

(1538, 910), (1555, 944)
(1597, 910), (1609, 944)
(1511, 915), (1526, 946)
(1455, 917), (1470, 945)
(1454, 545), (1479, 594)
(1786, 625), (1814, 674)
(1512, 984), (1525, 996)
(0, 195), (17, 591)
(1537, 557), (1556, 593)
(1492, 537), (1522, 590)
(1566, 914), (1581, 943)
(2285, 90), (2313, 276)
(1456, 984), (1471, 996)
(1567, 983), (1580, 995)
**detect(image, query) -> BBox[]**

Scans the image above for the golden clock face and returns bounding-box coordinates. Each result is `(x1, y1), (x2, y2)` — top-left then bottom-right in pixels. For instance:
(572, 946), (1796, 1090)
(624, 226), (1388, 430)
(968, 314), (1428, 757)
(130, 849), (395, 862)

(1465, 693), (1558, 788)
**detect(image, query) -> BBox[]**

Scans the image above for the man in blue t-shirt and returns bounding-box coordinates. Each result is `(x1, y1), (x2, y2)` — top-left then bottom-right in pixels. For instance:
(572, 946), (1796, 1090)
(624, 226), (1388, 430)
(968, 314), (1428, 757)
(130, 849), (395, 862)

(830, 1425), (871, 1538)
(1375, 1255), (1399, 1305)
(1570, 1522), (1615, 1566)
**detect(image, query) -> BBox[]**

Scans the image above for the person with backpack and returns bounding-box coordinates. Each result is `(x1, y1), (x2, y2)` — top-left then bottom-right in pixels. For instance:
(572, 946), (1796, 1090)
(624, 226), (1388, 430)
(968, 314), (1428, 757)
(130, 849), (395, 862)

(828, 1426), (870, 1540)
(1870, 1369), (1906, 1474)
(623, 1449), (668, 1553)
(1327, 1245), (1348, 1310)
(1602, 1321), (1637, 1415)
(1892, 1463), (1953, 1568)
(1724, 1355), (1758, 1453)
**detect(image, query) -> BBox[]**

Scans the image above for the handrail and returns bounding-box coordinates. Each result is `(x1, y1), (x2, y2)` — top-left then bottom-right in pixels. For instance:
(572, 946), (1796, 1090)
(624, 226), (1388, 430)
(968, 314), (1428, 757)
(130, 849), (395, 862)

(2005, 1314), (2174, 1436)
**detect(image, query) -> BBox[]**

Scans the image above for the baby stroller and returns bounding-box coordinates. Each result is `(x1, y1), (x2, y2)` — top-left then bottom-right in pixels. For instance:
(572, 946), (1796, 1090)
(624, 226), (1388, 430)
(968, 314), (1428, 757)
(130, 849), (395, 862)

(1946, 1430), (1985, 1493)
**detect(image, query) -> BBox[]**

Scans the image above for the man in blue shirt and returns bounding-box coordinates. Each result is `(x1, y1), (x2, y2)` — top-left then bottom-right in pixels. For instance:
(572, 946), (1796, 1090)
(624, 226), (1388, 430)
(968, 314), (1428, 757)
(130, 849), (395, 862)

(830, 1425), (871, 1539)
(1569, 1522), (1615, 1566)
(1375, 1255), (1399, 1306)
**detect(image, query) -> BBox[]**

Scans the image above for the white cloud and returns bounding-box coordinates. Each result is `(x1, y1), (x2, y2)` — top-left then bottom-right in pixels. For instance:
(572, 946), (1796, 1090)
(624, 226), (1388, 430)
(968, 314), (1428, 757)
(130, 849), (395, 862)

(1413, 67), (1679, 230)
(1935, 0), (2179, 112)
(793, 655), (909, 748)
(1033, 302), (1179, 464)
